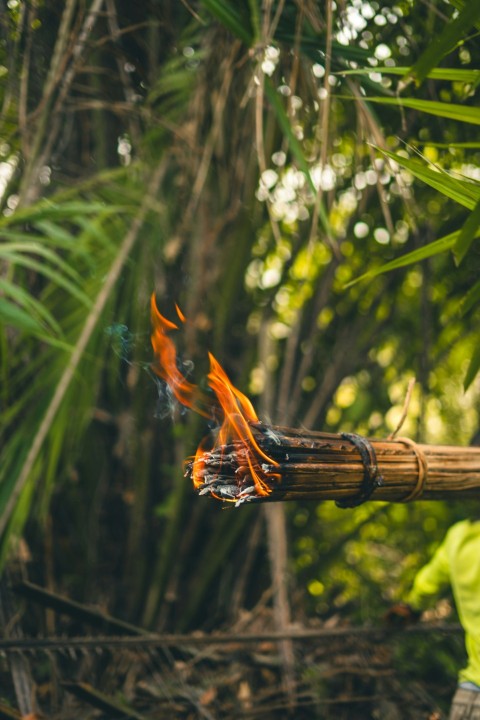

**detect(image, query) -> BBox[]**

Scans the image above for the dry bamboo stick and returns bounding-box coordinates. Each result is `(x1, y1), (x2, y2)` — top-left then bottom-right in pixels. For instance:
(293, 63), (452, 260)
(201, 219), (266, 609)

(189, 424), (480, 505)
(0, 623), (462, 652)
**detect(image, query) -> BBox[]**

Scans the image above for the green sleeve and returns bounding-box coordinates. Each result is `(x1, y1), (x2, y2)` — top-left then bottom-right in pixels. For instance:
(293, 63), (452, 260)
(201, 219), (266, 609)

(406, 539), (451, 611)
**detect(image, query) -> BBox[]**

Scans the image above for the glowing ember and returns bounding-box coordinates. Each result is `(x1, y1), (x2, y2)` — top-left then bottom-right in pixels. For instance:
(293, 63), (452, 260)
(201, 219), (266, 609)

(150, 294), (279, 502)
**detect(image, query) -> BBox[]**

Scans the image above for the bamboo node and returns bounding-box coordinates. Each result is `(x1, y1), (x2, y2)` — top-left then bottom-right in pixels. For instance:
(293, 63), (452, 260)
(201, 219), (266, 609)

(395, 436), (429, 502)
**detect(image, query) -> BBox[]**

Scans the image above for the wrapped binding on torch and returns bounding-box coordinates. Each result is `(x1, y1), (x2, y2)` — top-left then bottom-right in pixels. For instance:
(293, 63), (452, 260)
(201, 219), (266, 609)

(150, 294), (480, 508)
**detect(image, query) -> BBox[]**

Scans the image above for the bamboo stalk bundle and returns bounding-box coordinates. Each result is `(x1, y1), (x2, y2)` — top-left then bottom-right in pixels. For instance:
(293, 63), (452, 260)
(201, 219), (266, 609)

(188, 424), (480, 506)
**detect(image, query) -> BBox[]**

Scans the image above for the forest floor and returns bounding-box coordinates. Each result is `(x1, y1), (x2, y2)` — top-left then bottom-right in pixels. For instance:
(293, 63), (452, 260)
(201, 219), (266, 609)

(0, 583), (460, 720)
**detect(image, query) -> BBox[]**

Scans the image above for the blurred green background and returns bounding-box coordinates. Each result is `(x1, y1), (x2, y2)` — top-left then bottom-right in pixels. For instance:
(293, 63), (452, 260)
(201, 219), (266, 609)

(0, 0), (479, 716)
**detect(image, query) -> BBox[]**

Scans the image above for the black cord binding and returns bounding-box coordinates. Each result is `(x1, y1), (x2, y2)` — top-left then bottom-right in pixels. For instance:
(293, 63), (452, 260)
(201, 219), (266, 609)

(336, 432), (384, 508)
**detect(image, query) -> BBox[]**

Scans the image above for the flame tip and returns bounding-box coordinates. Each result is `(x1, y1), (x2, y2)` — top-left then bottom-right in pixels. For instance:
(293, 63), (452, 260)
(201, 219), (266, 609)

(151, 296), (275, 502)
(175, 303), (186, 323)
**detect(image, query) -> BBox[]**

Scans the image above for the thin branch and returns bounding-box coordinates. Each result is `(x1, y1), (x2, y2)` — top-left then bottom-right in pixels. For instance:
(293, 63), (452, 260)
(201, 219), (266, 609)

(307, 0), (334, 252)
(366, 139), (395, 235)
(279, 260), (338, 426)
(0, 622), (463, 652)
(182, 42), (239, 228)
(387, 378), (416, 440)
(19, 0), (105, 205)
(18, 2), (32, 155)
(254, 19), (283, 245)
(105, 0), (143, 148)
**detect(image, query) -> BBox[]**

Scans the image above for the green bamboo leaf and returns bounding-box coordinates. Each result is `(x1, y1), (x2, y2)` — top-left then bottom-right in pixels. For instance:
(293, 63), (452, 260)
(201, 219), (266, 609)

(0, 298), (72, 351)
(0, 299), (45, 334)
(47, 166), (134, 203)
(33, 219), (76, 247)
(410, 141), (480, 149)
(378, 149), (480, 209)
(464, 342), (480, 391)
(0, 230), (46, 244)
(0, 239), (82, 268)
(448, 0), (480, 30)
(0, 459), (39, 569)
(0, 294), (72, 350)
(0, 201), (129, 230)
(0, 164), (164, 556)
(29, 336), (74, 352)
(1, 252), (92, 306)
(75, 215), (121, 255)
(264, 79), (315, 194)
(0, 279), (63, 335)
(200, 0), (252, 44)
(361, 96), (480, 125)
(1, 348), (75, 429)
(406, 4), (480, 85)
(36, 219), (97, 254)
(35, 219), (95, 265)
(338, 67), (480, 83)
(247, 0), (261, 41)
(275, 30), (371, 63)
(453, 198), (480, 265)
(459, 279), (480, 316)
(148, 53), (200, 110)
(0, 242), (86, 283)
(346, 228), (478, 287)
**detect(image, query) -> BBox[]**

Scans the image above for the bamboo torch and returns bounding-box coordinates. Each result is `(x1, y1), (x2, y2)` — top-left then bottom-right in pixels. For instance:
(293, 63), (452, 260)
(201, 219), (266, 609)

(150, 294), (480, 508)
(187, 425), (480, 507)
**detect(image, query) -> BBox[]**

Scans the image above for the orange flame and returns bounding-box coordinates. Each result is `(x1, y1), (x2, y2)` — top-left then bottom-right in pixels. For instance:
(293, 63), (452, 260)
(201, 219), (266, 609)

(150, 294), (277, 499)
(150, 295), (212, 418)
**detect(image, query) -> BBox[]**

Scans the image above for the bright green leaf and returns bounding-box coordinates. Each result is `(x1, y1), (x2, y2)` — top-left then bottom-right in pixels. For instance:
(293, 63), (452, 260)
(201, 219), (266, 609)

(0, 201), (128, 230)
(464, 342), (480, 391)
(407, 4), (480, 85)
(410, 141), (480, 149)
(0, 279), (62, 335)
(378, 149), (480, 209)
(339, 66), (480, 84)
(459, 279), (480, 316)
(200, 0), (252, 44)
(453, 198), (480, 265)
(0, 242), (85, 282)
(0, 298), (45, 334)
(247, 0), (261, 41)
(346, 228), (480, 287)
(1, 252), (92, 306)
(361, 96), (480, 125)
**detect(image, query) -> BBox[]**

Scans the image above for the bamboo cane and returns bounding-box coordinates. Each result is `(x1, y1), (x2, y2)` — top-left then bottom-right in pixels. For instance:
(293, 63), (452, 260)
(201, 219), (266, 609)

(189, 424), (480, 505)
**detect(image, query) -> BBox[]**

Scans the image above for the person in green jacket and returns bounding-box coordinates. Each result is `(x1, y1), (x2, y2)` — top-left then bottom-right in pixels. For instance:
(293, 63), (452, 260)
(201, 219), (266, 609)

(388, 519), (480, 720)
